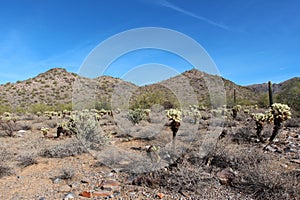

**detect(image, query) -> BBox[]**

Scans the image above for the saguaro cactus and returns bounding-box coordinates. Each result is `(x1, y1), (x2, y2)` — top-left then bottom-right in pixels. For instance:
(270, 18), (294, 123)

(233, 89), (237, 105)
(268, 81), (273, 107)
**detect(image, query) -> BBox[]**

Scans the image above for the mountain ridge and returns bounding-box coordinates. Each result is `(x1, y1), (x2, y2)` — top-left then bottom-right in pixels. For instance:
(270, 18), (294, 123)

(0, 68), (299, 113)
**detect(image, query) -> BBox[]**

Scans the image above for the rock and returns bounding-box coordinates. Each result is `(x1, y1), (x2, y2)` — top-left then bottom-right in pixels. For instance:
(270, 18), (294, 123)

(63, 192), (75, 199)
(157, 192), (165, 199)
(80, 191), (92, 198)
(264, 145), (278, 153)
(80, 180), (89, 184)
(179, 190), (189, 197)
(99, 179), (120, 191)
(80, 190), (113, 198)
(93, 190), (113, 198)
(290, 159), (300, 164)
(57, 185), (71, 192)
(53, 178), (63, 184)
(284, 147), (297, 153)
(129, 192), (136, 198)
(18, 130), (26, 134)
(217, 168), (235, 186)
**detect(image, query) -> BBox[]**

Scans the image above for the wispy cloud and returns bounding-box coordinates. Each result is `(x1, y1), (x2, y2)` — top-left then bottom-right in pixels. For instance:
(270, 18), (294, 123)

(151, 0), (231, 31)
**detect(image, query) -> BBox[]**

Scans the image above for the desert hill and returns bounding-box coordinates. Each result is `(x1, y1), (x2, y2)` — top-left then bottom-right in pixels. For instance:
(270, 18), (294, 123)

(0, 68), (299, 112)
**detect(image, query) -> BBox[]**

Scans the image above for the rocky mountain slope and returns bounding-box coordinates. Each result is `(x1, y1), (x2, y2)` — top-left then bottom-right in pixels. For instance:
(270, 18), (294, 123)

(247, 77), (300, 114)
(0, 68), (137, 111)
(0, 68), (299, 112)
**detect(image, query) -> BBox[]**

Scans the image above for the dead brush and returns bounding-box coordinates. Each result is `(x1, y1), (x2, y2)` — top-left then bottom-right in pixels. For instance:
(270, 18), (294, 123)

(17, 156), (38, 168)
(0, 165), (14, 178)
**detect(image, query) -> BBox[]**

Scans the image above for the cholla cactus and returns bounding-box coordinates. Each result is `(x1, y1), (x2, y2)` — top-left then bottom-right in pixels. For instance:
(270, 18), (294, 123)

(40, 127), (49, 137)
(0, 112), (18, 137)
(166, 109), (181, 139)
(251, 112), (269, 142)
(187, 105), (201, 124)
(166, 109), (182, 122)
(3, 112), (11, 118)
(270, 103), (291, 121)
(232, 105), (241, 119)
(243, 109), (250, 114)
(268, 103), (291, 142)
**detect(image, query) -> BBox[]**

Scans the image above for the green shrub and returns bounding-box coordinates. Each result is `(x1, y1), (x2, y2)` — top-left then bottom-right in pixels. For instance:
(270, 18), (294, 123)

(29, 103), (53, 114)
(0, 104), (11, 114)
(95, 99), (111, 110)
(127, 108), (150, 124)
(60, 111), (107, 150)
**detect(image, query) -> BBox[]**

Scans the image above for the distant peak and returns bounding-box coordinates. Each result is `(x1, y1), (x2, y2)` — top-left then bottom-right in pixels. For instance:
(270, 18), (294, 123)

(46, 68), (68, 73)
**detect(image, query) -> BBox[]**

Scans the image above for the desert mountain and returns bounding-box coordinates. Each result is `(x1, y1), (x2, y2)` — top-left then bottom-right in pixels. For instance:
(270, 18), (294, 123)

(130, 69), (258, 108)
(248, 77), (300, 114)
(0, 68), (137, 112)
(0, 68), (299, 112)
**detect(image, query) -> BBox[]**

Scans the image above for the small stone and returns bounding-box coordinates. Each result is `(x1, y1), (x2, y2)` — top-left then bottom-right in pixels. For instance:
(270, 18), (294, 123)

(264, 145), (277, 153)
(81, 180), (89, 184)
(80, 191), (92, 198)
(107, 172), (114, 177)
(18, 130), (26, 134)
(130, 192), (136, 198)
(99, 179), (120, 191)
(93, 190), (113, 198)
(157, 193), (165, 199)
(179, 190), (189, 197)
(53, 178), (63, 184)
(290, 159), (300, 164)
(38, 197), (46, 200)
(64, 192), (75, 199)
(57, 185), (71, 192)
(217, 168), (235, 186)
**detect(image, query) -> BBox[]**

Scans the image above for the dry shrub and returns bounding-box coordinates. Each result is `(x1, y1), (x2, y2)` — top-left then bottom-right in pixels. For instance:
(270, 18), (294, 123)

(41, 140), (87, 158)
(211, 141), (300, 200)
(0, 165), (14, 178)
(17, 156), (38, 168)
(16, 121), (32, 130)
(57, 168), (75, 180)
(285, 118), (300, 127)
(0, 147), (13, 162)
(46, 120), (57, 128)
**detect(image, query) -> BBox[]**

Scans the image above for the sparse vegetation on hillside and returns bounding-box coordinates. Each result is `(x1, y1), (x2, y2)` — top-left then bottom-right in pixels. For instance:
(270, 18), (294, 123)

(0, 68), (299, 199)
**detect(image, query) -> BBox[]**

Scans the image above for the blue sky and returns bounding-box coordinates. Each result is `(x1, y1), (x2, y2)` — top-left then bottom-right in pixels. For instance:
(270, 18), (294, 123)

(0, 0), (299, 86)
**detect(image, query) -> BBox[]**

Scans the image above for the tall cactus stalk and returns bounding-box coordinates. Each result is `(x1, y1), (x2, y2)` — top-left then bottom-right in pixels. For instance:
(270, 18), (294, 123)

(233, 89), (237, 106)
(268, 81), (273, 107)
